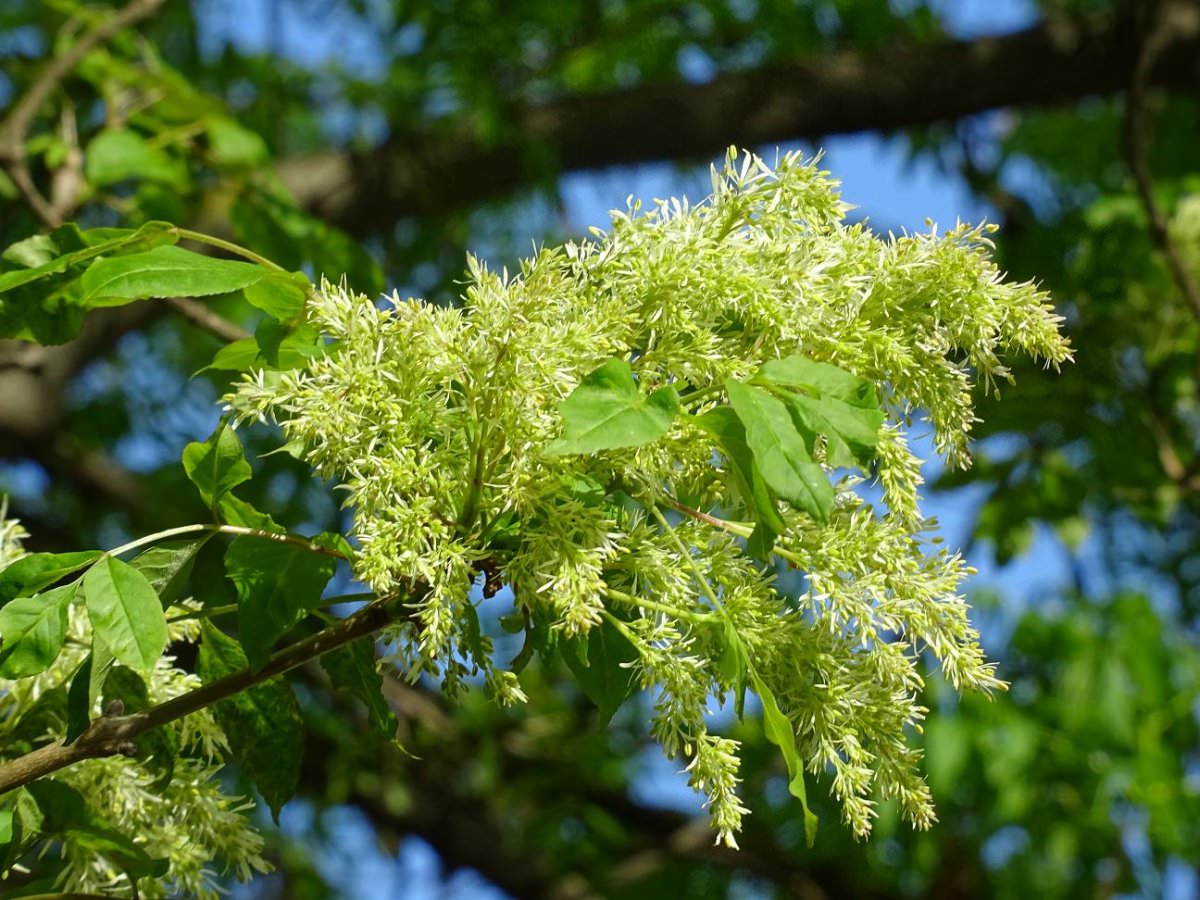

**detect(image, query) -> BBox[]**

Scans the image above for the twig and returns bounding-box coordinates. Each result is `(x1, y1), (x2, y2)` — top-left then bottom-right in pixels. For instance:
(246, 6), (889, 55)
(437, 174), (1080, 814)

(0, 0), (165, 163)
(1120, 0), (1200, 322)
(165, 297), (250, 342)
(0, 594), (409, 796)
(0, 0), (166, 228)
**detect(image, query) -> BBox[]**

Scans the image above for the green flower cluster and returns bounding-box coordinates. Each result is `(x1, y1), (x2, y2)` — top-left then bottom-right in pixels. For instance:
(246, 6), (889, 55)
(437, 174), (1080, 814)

(231, 149), (1071, 844)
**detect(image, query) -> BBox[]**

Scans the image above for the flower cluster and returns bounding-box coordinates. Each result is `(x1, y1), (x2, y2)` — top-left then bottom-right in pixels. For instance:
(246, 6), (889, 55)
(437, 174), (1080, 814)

(231, 148), (1070, 843)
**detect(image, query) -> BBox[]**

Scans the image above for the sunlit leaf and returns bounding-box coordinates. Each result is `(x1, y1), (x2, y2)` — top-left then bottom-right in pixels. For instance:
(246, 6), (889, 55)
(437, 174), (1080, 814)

(547, 358), (679, 456)
(83, 557), (167, 672)
(0, 582), (75, 678)
(82, 245), (266, 305)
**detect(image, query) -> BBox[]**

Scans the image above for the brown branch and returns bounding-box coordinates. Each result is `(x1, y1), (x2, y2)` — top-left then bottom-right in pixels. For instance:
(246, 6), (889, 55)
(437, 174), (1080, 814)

(0, 595), (409, 796)
(278, 7), (1200, 233)
(165, 297), (250, 342)
(1120, 0), (1200, 322)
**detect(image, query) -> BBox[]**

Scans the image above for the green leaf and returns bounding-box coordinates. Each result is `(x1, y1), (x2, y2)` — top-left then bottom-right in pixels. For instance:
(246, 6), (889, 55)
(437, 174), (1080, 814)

(5, 686), (67, 751)
(86, 637), (117, 730)
(197, 621), (302, 821)
(716, 619), (749, 717)
(310, 531), (355, 560)
(0, 550), (100, 609)
(1, 234), (57, 268)
(726, 379), (833, 523)
(0, 222), (178, 344)
(0, 582), (75, 678)
(205, 117), (270, 167)
(750, 670), (818, 847)
(65, 654), (93, 743)
(0, 807), (11, 845)
(69, 826), (169, 879)
(547, 359), (679, 456)
(83, 557), (168, 672)
(85, 128), (183, 188)
(26, 779), (88, 832)
(562, 617), (640, 724)
(129, 537), (209, 607)
(205, 321), (324, 373)
(695, 406), (785, 559)
(82, 245), (266, 305)
(321, 637), (397, 738)
(695, 406), (756, 502)
(242, 272), (308, 320)
(1, 787), (40, 868)
(782, 391), (884, 469)
(756, 355), (878, 408)
(182, 423), (252, 509)
(0, 227), (140, 294)
(217, 494), (284, 532)
(225, 535), (336, 671)
(206, 336), (261, 372)
(753, 355), (883, 468)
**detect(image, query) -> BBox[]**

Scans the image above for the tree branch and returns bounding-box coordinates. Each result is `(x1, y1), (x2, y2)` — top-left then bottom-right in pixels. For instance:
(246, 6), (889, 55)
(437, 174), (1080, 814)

(164, 297), (251, 342)
(1120, 0), (1200, 322)
(0, 594), (408, 796)
(0, 0), (166, 222)
(279, 7), (1200, 232)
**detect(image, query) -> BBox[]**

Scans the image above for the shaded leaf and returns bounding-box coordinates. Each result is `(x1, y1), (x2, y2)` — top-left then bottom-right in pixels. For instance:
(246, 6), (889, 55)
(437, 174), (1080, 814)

(65, 654), (93, 744)
(242, 272), (309, 320)
(254, 318), (326, 370)
(781, 391), (884, 469)
(129, 537), (209, 607)
(103, 666), (177, 787)
(225, 536), (336, 671)
(197, 621), (302, 821)
(716, 619), (749, 717)
(562, 617), (639, 724)
(28, 779), (168, 878)
(695, 406), (786, 558)
(321, 637), (397, 738)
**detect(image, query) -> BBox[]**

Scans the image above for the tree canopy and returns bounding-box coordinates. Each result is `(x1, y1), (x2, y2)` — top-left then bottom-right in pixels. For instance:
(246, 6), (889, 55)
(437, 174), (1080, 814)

(0, 1), (1197, 897)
